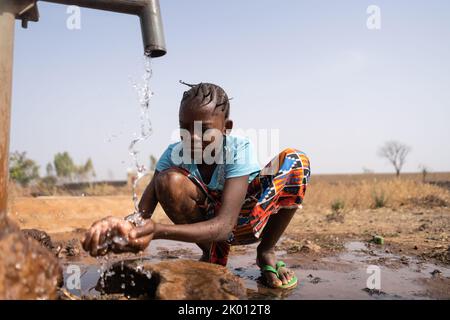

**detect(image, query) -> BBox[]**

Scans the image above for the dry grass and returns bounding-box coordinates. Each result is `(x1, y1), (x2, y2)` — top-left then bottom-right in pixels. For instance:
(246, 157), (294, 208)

(8, 173), (450, 212)
(304, 178), (450, 211)
(312, 172), (450, 183)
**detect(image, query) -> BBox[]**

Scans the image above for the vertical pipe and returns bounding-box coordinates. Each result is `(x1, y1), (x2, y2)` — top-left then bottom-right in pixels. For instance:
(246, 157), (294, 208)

(0, 4), (15, 230)
(140, 0), (166, 57)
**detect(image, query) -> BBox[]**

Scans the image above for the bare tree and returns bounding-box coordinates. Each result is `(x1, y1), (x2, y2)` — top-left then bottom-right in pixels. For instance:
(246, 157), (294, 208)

(378, 141), (411, 177)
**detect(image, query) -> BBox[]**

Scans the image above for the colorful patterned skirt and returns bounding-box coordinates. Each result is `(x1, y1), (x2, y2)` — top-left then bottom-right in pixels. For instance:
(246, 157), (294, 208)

(175, 148), (310, 266)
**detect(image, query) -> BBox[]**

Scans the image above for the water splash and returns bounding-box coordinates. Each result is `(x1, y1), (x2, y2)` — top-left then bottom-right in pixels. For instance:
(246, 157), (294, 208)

(124, 211), (146, 227)
(96, 255), (109, 289)
(128, 56), (154, 214)
(96, 230), (130, 254)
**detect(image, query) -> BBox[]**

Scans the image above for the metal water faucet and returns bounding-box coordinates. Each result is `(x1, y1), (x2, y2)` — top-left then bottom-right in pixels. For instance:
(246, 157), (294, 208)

(17, 0), (166, 57)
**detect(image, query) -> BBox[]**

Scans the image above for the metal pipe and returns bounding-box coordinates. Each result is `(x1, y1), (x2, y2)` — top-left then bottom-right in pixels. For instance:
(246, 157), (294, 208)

(0, 1), (16, 230)
(41, 0), (166, 57)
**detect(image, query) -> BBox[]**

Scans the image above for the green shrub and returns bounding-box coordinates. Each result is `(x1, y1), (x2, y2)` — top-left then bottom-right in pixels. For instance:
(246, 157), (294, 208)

(331, 199), (345, 213)
(372, 190), (387, 208)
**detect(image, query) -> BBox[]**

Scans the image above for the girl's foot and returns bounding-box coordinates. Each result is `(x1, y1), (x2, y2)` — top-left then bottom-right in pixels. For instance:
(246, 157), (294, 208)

(256, 249), (296, 288)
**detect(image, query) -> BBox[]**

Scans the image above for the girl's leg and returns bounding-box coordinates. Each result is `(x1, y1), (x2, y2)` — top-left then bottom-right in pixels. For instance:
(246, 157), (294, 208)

(249, 147), (310, 287)
(256, 208), (297, 287)
(154, 169), (212, 261)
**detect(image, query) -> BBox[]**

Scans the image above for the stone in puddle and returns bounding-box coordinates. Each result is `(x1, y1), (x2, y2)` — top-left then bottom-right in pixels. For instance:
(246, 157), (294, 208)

(300, 240), (321, 253)
(430, 269), (442, 277)
(98, 259), (246, 300)
(0, 221), (62, 299)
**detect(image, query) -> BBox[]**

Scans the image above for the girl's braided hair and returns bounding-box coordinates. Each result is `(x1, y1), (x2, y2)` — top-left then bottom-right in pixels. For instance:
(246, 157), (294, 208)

(179, 80), (231, 118)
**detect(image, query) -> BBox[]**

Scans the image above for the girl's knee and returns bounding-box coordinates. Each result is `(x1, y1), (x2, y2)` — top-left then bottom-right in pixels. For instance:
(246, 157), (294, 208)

(155, 169), (187, 200)
(281, 148), (308, 160)
(279, 148), (310, 171)
(155, 168), (205, 212)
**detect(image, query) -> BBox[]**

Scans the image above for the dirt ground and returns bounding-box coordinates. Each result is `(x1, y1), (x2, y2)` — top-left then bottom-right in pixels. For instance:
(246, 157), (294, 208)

(9, 194), (450, 266)
(7, 174), (450, 299)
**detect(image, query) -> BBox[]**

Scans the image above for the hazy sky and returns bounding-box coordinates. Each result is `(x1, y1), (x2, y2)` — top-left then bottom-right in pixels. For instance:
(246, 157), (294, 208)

(10, 0), (450, 180)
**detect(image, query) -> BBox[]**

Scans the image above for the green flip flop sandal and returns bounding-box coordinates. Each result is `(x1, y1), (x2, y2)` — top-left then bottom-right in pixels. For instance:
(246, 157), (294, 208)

(261, 261), (298, 289)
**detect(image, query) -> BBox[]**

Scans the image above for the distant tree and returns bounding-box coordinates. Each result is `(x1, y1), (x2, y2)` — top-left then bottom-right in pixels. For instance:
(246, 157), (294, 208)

(9, 151), (40, 187)
(53, 153), (96, 183)
(378, 141), (411, 177)
(53, 152), (76, 182)
(46, 162), (54, 177)
(149, 155), (157, 171)
(362, 167), (374, 174)
(75, 158), (96, 182)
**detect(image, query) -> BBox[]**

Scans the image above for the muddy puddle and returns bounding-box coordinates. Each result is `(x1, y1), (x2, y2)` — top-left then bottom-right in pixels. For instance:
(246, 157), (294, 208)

(61, 240), (450, 300)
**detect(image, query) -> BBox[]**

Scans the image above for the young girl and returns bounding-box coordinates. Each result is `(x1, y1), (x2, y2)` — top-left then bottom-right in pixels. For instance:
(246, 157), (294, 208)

(82, 82), (311, 289)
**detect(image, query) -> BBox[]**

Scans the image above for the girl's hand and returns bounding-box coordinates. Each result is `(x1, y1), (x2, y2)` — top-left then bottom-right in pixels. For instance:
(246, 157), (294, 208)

(122, 219), (156, 253)
(82, 217), (155, 256)
(82, 216), (134, 257)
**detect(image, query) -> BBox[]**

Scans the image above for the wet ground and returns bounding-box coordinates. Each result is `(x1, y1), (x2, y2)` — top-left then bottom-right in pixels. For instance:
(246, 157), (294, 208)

(60, 239), (450, 300)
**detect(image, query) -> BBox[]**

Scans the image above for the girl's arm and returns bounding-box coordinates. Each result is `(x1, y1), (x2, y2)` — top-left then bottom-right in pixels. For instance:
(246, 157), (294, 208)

(137, 171), (160, 218)
(83, 174), (248, 256)
(132, 175), (249, 243)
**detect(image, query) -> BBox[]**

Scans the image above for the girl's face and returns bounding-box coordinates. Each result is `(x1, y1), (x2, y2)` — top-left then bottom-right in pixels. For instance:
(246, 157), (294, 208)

(179, 102), (233, 162)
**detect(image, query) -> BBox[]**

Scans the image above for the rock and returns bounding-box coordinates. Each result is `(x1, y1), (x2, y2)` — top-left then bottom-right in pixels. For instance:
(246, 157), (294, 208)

(21, 229), (81, 258)
(64, 239), (81, 257)
(362, 288), (386, 296)
(0, 220), (62, 299)
(418, 223), (429, 232)
(430, 269), (442, 277)
(21, 229), (54, 251)
(300, 240), (321, 253)
(308, 275), (322, 284)
(372, 235), (384, 245)
(98, 259), (246, 300)
(400, 256), (409, 265)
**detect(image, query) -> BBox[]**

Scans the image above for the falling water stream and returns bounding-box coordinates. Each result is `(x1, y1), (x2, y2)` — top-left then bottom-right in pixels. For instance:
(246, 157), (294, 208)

(94, 56), (154, 286)
(128, 56), (154, 215)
